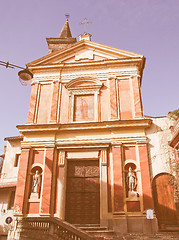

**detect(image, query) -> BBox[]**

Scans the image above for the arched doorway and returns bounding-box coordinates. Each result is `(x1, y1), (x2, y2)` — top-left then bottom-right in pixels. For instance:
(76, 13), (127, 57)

(152, 173), (177, 226)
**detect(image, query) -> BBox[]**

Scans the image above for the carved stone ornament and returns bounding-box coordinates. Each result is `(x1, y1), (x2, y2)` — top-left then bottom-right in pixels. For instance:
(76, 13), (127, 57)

(101, 150), (107, 165)
(13, 205), (21, 214)
(59, 151), (65, 166)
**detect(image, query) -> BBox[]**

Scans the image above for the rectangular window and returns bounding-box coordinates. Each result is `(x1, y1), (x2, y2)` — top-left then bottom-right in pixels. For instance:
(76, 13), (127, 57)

(73, 95), (94, 122)
(8, 191), (15, 210)
(14, 154), (20, 167)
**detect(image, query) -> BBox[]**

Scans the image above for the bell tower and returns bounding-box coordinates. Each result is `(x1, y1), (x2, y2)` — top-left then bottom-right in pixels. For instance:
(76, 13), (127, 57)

(46, 18), (76, 53)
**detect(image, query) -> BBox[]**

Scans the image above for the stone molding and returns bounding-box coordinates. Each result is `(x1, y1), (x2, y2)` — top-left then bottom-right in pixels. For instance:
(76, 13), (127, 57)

(28, 57), (144, 70)
(17, 118), (152, 133)
(32, 71), (139, 83)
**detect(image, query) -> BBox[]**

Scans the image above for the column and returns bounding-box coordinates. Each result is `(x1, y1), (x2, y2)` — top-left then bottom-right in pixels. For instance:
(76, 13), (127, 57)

(55, 151), (67, 219)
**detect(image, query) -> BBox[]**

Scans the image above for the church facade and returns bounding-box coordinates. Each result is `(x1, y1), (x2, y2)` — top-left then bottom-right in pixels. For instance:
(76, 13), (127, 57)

(12, 19), (159, 234)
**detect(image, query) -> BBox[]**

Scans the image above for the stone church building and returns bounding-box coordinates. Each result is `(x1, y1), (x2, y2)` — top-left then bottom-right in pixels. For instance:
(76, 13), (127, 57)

(1, 19), (178, 239)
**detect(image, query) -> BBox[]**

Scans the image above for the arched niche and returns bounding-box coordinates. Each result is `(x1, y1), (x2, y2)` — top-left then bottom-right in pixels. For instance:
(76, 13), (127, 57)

(29, 165), (43, 199)
(124, 162), (138, 198)
(31, 165), (43, 174)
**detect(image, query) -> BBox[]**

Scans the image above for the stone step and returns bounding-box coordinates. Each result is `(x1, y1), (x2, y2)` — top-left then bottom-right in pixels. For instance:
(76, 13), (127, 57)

(75, 224), (101, 227)
(79, 226), (108, 231)
(86, 230), (116, 237)
(160, 226), (179, 232)
(159, 224), (179, 232)
(74, 224), (116, 239)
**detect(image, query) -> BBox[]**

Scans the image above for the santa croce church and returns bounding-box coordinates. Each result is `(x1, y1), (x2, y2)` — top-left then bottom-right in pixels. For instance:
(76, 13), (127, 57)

(1, 18), (178, 240)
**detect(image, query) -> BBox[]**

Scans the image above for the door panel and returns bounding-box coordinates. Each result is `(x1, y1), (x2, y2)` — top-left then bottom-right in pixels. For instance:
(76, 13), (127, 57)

(65, 160), (100, 224)
(153, 173), (177, 225)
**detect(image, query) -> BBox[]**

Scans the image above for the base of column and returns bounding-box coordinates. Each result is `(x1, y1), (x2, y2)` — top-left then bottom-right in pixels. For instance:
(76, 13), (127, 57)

(108, 217), (158, 234)
(127, 217), (158, 233)
(109, 218), (128, 234)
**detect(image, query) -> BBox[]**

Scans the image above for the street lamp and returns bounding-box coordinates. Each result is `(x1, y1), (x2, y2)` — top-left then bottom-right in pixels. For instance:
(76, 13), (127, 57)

(0, 60), (33, 86)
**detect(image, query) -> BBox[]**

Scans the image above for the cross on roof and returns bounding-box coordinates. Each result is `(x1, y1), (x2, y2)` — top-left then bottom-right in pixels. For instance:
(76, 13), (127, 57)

(79, 18), (92, 34)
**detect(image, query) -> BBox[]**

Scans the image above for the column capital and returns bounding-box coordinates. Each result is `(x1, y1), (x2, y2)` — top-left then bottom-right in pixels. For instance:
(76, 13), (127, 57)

(108, 75), (117, 80)
(100, 149), (107, 166)
(59, 151), (66, 166)
(111, 142), (123, 147)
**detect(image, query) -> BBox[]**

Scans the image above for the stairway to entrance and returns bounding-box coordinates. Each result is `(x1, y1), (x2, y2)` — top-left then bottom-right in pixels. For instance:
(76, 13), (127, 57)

(75, 224), (117, 239)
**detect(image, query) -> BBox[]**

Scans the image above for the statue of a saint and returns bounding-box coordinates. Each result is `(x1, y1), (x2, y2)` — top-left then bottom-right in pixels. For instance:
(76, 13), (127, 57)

(127, 167), (137, 192)
(80, 98), (88, 120)
(31, 170), (40, 194)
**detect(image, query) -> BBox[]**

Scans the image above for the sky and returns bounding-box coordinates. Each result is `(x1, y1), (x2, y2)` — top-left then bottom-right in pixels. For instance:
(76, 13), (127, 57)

(0, 0), (178, 153)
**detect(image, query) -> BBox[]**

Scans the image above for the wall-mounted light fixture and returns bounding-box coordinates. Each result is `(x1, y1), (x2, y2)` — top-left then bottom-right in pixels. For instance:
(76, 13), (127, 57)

(0, 60), (33, 86)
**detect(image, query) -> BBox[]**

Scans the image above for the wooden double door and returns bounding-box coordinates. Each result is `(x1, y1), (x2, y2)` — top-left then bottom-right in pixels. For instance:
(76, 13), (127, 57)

(65, 160), (100, 224)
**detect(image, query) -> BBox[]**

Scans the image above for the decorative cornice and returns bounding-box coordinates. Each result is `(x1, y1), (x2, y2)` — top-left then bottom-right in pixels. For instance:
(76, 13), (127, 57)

(28, 57), (144, 71)
(4, 135), (23, 141)
(21, 143), (55, 149)
(20, 137), (148, 149)
(57, 143), (109, 150)
(17, 118), (151, 134)
(30, 70), (139, 85)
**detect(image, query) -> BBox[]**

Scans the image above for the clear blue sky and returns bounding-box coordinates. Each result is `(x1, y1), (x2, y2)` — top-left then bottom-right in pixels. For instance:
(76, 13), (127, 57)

(0, 0), (178, 153)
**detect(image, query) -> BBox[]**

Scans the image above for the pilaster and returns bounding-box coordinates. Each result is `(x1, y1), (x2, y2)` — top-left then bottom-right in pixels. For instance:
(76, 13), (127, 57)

(139, 144), (153, 210)
(50, 81), (60, 122)
(14, 149), (32, 216)
(26, 83), (38, 124)
(100, 149), (108, 225)
(112, 143), (124, 213)
(40, 148), (54, 215)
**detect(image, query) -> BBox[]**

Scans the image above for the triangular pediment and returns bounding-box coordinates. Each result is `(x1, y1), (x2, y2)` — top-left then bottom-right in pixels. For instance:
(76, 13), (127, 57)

(27, 40), (144, 67)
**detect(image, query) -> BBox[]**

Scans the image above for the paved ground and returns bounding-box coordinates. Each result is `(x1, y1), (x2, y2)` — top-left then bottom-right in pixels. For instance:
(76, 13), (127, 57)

(111, 232), (179, 240)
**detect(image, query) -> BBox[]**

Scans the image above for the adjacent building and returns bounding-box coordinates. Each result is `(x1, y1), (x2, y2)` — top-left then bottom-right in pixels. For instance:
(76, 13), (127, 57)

(169, 116), (179, 223)
(0, 136), (22, 239)
(146, 116), (178, 227)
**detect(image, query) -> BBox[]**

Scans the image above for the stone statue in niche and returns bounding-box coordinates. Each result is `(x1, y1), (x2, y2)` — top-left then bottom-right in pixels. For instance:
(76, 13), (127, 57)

(126, 167), (138, 198)
(31, 170), (41, 199)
